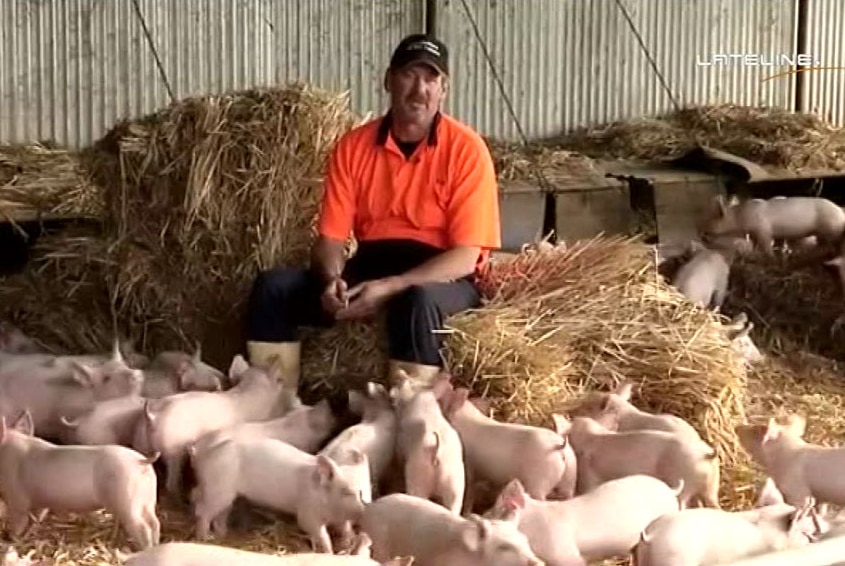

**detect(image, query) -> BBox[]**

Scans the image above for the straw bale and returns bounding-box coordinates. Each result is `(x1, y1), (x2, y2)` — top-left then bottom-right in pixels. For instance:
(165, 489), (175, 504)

(723, 250), (845, 361)
(302, 237), (748, 467)
(0, 143), (104, 221)
(27, 83), (362, 368)
(553, 104), (845, 172)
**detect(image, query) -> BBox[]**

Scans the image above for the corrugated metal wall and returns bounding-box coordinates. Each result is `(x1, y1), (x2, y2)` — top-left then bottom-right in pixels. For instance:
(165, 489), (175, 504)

(0, 0), (422, 149)
(800, 0), (845, 126)
(437, 0), (799, 140)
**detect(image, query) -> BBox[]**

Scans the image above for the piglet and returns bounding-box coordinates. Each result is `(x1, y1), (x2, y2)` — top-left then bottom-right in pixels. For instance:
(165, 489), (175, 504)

(0, 343), (144, 440)
(485, 474), (682, 565)
(671, 239), (737, 309)
(191, 436), (368, 553)
(737, 414), (845, 510)
(361, 492), (543, 566)
(702, 195), (845, 255)
(320, 382), (398, 494)
(554, 415), (719, 508)
(723, 312), (764, 365)
(122, 538), (412, 565)
(569, 380), (705, 444)
(190, 397), (337, 457)
(60, 395), (145, 447)
(441, 386), (573, 501)
(634, 502), (822, 566)
(0, 410), (160, 550)
(141, 344), (225, 398)
(390, 372), (465, 515)
(141, 354), (285, 497)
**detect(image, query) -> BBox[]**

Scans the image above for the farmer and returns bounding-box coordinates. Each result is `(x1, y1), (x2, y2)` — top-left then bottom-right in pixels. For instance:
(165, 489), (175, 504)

(245, 33), (501, 393)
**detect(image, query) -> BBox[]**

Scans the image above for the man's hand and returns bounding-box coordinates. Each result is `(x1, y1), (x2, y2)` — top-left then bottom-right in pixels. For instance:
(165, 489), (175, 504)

(335, 277), (402, 321)
(321, 277), (349, 316)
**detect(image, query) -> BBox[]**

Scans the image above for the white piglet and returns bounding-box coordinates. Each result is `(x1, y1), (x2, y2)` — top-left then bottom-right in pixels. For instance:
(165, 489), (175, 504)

(361, 492), (543, 566)
(191, 436), (369, 553)
(191, 397), (338, 457)
(141, 354), (285, 496)
(702, 195), (845, 255)
(485, 475), (682, 566)
(320, 382), (398, 495)
(441, 386), (575, 501)
(671, 239), (735, 309)
(737, 415), (845, 509)
(0, 410), (160, 550)
(391, 373), (465, 515)
(634, 503), (823, 566)
(554, 415), (720, 507)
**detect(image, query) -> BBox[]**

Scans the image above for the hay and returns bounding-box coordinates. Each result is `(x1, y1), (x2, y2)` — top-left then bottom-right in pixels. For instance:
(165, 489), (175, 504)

(0, 83), (362, 366)
(302, 237), (748, 466)
(0, 500), (310, 565)
(484, 137), (601, 183)
(553, 104), (845, 172)
(0, 223), (119, 355)
(723, 250), (845, 361)
(0, 143), (104, 221)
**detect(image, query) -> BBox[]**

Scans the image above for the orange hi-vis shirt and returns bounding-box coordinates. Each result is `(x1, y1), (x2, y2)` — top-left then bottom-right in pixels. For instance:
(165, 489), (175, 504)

(317, 111), (502, 270)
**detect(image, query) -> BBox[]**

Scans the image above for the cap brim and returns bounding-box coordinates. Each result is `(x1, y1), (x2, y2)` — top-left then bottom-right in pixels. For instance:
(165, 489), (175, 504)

(397, 56), (447, 76)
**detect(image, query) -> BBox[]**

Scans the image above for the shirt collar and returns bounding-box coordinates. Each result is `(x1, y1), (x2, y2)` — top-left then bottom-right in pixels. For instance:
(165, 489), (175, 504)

(376, 110), (441, 147)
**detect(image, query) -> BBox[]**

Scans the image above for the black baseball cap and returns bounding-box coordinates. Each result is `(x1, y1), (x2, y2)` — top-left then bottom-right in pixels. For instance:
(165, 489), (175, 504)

(389, 34), (449, 76)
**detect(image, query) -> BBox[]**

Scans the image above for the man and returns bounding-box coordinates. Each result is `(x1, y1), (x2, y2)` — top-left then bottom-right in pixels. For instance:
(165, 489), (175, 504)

(245, 33), (501, 392)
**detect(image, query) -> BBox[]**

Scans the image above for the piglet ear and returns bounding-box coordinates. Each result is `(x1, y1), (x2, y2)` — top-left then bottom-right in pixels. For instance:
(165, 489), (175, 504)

(13, 410), (34, 436)
(500, 478), (527, 511)
(314, 455), (337, 484)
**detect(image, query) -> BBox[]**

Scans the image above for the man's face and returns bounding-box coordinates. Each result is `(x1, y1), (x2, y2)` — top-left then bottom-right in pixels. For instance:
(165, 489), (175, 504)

(387, 63), (447, 125)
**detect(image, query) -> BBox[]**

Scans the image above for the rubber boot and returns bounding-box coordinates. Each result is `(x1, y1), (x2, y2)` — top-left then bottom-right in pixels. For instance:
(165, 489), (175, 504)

(246, 340), (301, 390)
(388, 358), (442, 389)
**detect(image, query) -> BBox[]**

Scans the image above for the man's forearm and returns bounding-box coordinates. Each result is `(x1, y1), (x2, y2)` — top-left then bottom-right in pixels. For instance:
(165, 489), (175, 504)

(388, 246), (481, 292)
(311, 237), (347, 282)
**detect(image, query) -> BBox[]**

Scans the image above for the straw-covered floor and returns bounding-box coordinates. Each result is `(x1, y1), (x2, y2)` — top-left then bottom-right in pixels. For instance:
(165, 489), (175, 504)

(550, 104), (845, 172)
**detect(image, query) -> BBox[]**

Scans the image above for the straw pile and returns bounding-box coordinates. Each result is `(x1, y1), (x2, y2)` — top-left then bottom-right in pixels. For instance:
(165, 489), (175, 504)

(553, 104), (845, 172)
(0, 83), (362, 367)
(301, 236), (748, 466)
(0, 142), (104, 221)
(484, 137), (602, 183)
(723, 250), (845, 361)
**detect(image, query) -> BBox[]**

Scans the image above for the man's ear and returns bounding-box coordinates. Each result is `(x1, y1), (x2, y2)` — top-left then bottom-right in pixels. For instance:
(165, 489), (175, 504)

(384, 69), (392, 92)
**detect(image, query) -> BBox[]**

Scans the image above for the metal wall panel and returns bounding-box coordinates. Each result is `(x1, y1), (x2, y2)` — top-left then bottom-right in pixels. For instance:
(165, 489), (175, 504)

(436, 0), (798, 140)
(800, 0), (845, 126)
(0, 0), (422, 149)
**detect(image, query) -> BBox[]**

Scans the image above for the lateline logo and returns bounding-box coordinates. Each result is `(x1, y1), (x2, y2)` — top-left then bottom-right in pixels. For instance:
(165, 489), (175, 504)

(696, 53), (845, 83)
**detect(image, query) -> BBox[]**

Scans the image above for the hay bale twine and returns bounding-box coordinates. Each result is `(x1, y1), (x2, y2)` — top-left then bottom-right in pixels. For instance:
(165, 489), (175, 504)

(302, 236), (748, 467)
